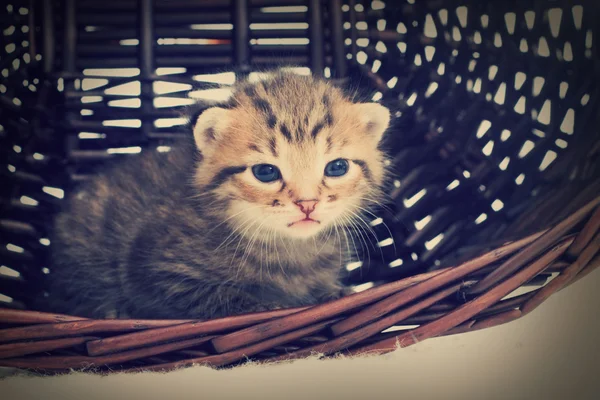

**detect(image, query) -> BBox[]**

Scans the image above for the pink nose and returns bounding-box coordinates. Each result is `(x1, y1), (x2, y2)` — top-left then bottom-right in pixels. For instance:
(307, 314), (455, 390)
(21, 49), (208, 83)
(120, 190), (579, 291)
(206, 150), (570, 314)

(294, 200), (318, 216)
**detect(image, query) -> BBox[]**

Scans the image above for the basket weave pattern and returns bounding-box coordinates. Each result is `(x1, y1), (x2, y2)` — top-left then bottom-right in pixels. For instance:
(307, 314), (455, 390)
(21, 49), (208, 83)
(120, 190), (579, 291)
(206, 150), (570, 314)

(0, 0), (599, 372)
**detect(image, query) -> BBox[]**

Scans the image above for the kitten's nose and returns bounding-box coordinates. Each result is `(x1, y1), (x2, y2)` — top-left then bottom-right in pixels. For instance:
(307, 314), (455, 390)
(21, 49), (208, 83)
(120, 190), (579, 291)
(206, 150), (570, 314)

(294, 199), (319, 216)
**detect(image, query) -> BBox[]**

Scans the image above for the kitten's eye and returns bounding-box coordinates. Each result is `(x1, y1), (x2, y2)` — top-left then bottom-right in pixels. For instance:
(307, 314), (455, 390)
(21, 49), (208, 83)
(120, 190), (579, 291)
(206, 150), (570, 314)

(325, 159), (349, 177)
(252, 164), (281, 183)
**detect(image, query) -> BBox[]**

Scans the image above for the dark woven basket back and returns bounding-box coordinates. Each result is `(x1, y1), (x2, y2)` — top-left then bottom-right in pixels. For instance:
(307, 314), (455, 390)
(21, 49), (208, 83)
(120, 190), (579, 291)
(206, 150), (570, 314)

(0, 0), (599, 372)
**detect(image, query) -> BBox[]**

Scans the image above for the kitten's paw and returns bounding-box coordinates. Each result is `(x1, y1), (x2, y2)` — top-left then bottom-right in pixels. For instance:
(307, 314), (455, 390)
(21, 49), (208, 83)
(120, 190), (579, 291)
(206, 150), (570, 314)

(317, 286), (352, 303)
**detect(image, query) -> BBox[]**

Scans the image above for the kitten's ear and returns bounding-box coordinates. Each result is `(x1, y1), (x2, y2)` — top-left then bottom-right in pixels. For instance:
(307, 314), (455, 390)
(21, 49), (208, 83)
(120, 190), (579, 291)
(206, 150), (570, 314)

(352, 103), (391, 143)
(192, 107), (232, 153)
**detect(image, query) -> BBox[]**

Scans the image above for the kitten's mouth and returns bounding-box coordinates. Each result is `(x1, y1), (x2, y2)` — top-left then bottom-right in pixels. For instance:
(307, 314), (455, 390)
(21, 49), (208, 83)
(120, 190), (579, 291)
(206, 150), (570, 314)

(288, 217), (321, 227)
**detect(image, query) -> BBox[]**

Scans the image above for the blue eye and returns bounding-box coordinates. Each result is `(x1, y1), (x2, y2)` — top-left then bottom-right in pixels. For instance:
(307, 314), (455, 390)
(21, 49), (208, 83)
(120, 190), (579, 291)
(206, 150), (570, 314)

(325, 159), (349, 177)
(252, 164), (281, 183)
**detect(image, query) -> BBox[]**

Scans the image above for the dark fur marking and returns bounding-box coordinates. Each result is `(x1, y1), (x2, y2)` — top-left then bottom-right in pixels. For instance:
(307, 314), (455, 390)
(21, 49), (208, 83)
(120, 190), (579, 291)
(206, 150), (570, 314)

(248, 144), (262, 153)
(272, 199), (281, 207)
(207, 165), (247, 190)
(205, 127), (216, 141)
(278, 181), (287, 193)
(325, 111), (334, 126)
(321, 178), (330, 189)
(326, 136), (333, 153)
(311, 120), (326, 139)
(268, 137), (278, 157)
(266, 114), (278, 129)
(280, 124), (293, 141)
(244, 86), (256, 98)
(328, 194), (338, 202)
(323, 94), (334, 126)
(352, 159), (373, 183)
(252, 98), (277, 129)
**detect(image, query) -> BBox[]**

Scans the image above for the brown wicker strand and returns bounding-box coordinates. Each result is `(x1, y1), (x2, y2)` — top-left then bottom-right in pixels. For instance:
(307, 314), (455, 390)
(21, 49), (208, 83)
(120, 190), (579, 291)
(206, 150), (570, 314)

(467, 197), (600, 295)
(348, 238), (574, 355)
(86, 306), (308, 356)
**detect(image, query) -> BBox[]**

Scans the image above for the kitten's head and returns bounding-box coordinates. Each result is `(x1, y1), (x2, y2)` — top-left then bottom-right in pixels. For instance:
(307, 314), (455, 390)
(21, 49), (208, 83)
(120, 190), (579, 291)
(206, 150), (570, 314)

(192, 72), (390, 239)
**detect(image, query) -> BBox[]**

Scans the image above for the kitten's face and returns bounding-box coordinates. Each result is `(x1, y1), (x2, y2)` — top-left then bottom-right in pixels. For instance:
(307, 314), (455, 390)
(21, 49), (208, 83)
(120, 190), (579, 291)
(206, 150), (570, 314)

(193, 73), (390, 240)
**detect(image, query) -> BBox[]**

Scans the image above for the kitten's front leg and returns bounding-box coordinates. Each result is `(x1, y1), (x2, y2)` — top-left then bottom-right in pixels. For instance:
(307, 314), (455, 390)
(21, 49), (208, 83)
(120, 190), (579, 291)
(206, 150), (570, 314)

(313, 284), (353, 304)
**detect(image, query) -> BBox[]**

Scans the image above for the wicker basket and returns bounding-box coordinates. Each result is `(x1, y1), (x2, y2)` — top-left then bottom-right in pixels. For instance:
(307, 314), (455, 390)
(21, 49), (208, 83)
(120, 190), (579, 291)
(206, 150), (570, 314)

(0, 0), (598, 373)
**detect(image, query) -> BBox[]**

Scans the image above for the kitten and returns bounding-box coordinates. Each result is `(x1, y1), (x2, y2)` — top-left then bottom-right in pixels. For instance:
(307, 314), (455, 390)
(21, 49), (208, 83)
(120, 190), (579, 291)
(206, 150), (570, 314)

(47, 71), (391, 319)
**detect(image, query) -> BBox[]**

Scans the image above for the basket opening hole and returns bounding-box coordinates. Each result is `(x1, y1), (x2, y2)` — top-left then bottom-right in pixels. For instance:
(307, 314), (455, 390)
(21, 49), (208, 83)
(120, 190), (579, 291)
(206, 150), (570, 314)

(83, 68), (140, 77)
(538, 100), (552, 125)
(476, 120), (492, 138)
(494, 33), (502, 48)
(501, 129), (512, 141)
(414, 215), (432, 231)
(19, 196), (38, 207)
(494, 83), (506, 105)
(539, 150), (558, 171)
(425, 233), (444, 250)
(108, 99), (141, 108)
(559, 82), (569, 99)
(404, 189), (427, 209)
(491, 199), (504, 212)
(0, 294), (13, 304)
(537, 37), (550, 57)
(518, 141), (535, 158)
(475, 213), (487, 224)
(555, 139), (568, 149)
(102, 81), (141, 95)
(572, 6), (583, 30)
(352, 282), (375, 293)
(532, 76), (545, 96)
(106, 146), (142, 154)
(480, 14), (489, 29)
(504, 13), (516, 34)
(189, 88), (233, 102)
(155, 118), (187, 128)
(563, 42), (573, 61)
(389, 259), (404, 268)
(514, 96), (526, 114)
(452, 26), (461, 41)
(345, 261), (362, 272)
(0, 265), (20, 278)
(548, 8), (563, 38)
(488, 65), (498, 80)
(559, 109), (575, 135)
(424, 14), (437, 38)
(102, 119), (142, 128)
(425, 46), (435, 62)
(382, 325), (418, 333)
(524, 11), (535, 30)
(446, 179), (460, 191)
(482, 141), (494, 156)
(6, 243), (24, 254)
(153, 81), (191, 95)
(154, 97), (195, 108)
(437, 62), (445, 75)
